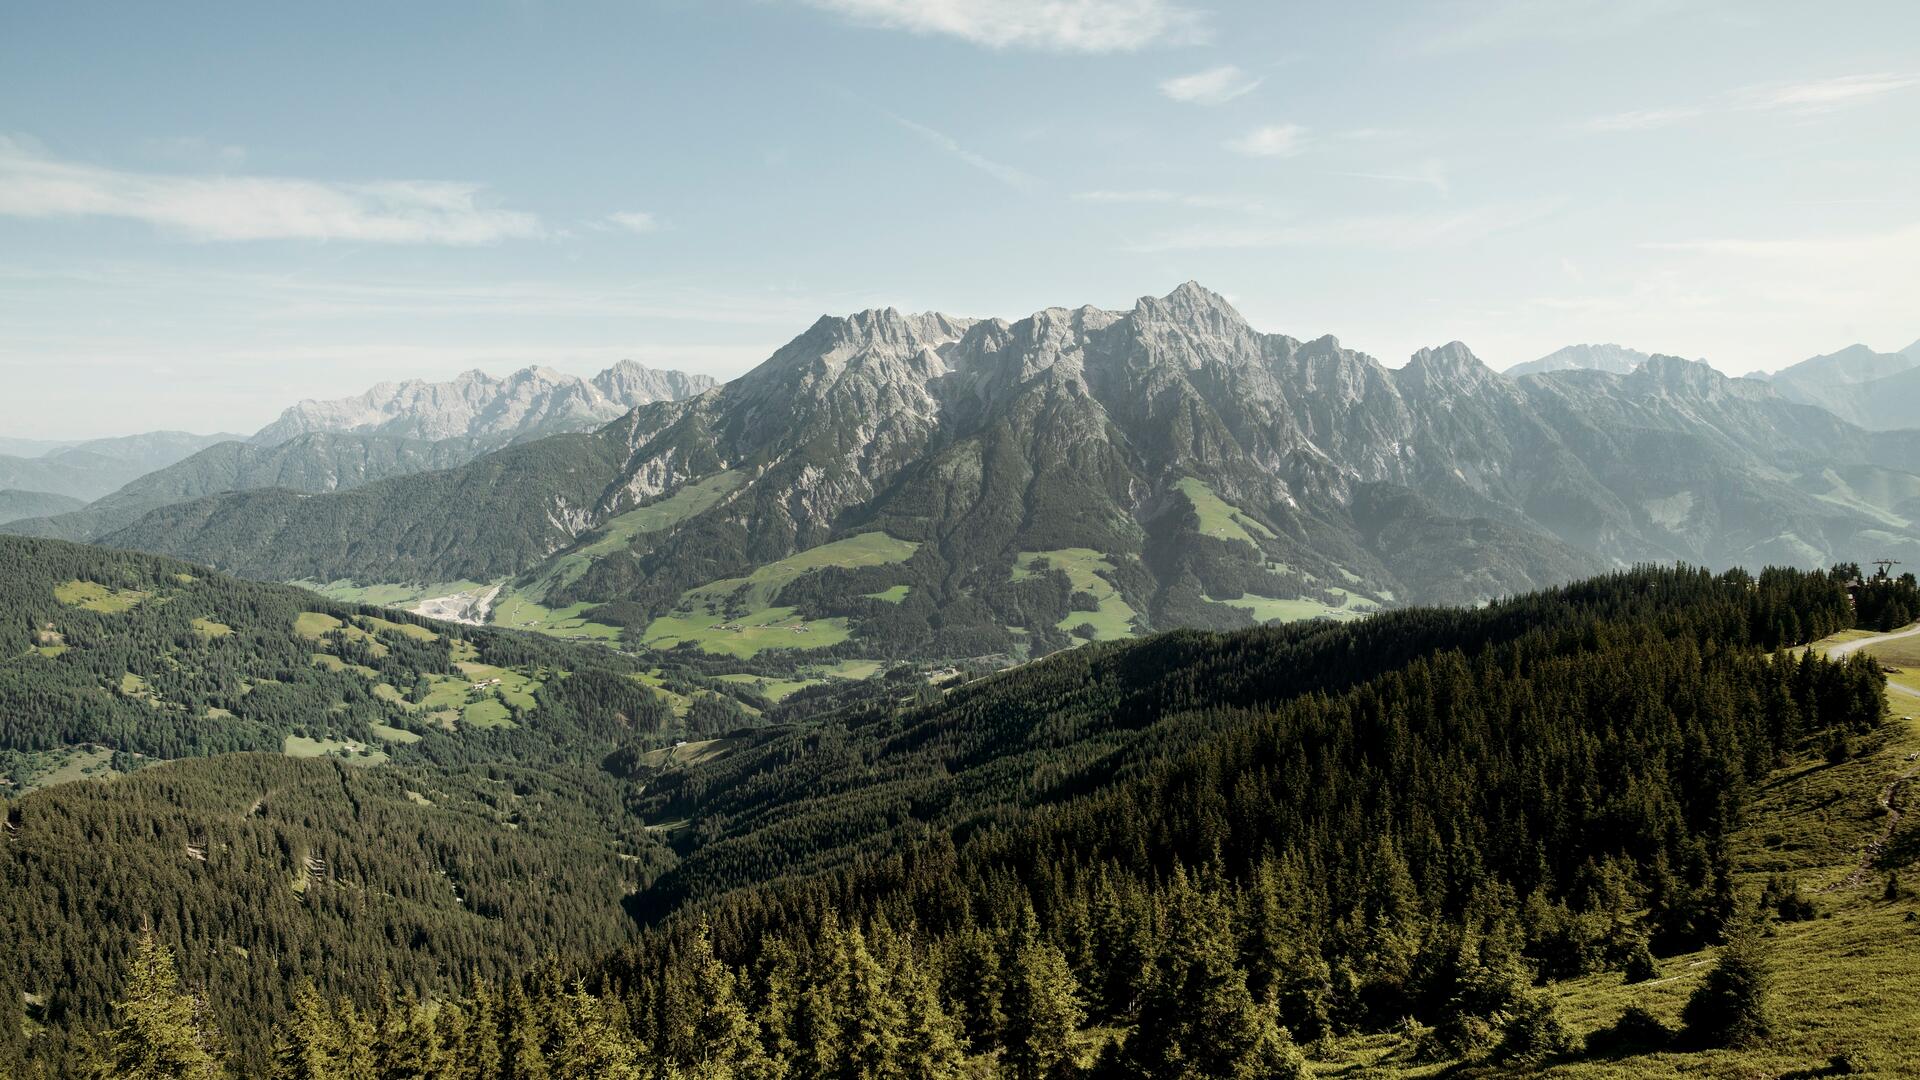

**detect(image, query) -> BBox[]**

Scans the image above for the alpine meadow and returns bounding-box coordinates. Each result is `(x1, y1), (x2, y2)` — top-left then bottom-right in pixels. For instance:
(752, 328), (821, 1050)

(5, 3), (1920, 1078)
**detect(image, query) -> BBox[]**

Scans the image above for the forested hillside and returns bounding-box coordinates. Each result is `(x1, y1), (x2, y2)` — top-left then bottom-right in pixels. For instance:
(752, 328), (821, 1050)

(7, 558), (1918, 1076)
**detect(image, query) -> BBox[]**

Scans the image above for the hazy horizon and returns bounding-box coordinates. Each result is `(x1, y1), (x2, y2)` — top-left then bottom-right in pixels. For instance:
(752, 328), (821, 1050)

(4, 0), (1918, 438)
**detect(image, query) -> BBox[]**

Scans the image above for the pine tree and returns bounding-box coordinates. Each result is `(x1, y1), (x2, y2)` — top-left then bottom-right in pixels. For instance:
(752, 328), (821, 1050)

(96, 932), (226, 1080)
(547, 983), (640, 1080)
(1000, 908), (1082, 1080)
(501, 983), (550, 1080)
(1682, 914), (1772, 1048)
(269, 980), (342, 1080)
(885, 930), (967, 1080)
(1121, 882), (1307, 1080)
(680, 926), (768, 1080)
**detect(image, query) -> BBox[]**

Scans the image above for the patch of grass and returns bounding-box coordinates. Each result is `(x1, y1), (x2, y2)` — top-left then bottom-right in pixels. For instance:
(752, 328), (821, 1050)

(357, 614), (438, 642)
(714, 673), (822, 702)
(1208, 587), (1377, 625)
(635, 737), (743, 771)
(640, 608), (851, 658)
(489, 591), (624, 641)
(1014, 548), (1139, 642)
(293, 611), (344, 640)
(293, 579), (489, 607)
(368, 722), (421, 744)
(5, 745), (121, 792)
(280, 735), (388, 765)
(54, 579), (150, 613)
(864, 584), (912, 603)
(1174, 477), (1275, 546)
(572, 471), (745, 562)
(460, 698), (514, 730)
(190, 617), (232, 639)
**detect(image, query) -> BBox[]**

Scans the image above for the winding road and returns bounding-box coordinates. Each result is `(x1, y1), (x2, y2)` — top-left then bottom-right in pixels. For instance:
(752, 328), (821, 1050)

(1824, 622), (1920, 698)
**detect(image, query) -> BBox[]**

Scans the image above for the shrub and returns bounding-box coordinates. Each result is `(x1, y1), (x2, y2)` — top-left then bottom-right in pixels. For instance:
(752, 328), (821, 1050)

(1681, 922), (1772, 1048)
(1495, 994), (1575, 1065)
(1584, 1005), (1675, 1056)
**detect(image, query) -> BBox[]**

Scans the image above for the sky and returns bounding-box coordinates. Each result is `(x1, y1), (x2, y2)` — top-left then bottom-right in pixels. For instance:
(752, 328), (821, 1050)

(2, 0), (1918, 439)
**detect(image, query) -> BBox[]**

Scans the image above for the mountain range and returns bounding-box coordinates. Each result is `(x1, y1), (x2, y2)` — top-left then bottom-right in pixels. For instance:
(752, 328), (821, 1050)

(1504, 342), (1651, 377)
(1758, 340), (1920, 429)
(0, 430), (240, 502)
(4, 360), (717, 542)
(90, 283), (1920, 666)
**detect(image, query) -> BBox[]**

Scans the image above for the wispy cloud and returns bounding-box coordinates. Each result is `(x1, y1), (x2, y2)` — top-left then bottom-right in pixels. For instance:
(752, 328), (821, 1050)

(607, 211), (659, 234)
(798, 0), (1204, 52)
(1588, 72), (1920, 131)
(1160, 65), (1262, 105)
(0, 135), (544, 244)
(1225, 124), (1307, 157)
(1336, 159), (1450, 195)
(886, 112), (1038, 189)
(1126, 201), (1559, 252)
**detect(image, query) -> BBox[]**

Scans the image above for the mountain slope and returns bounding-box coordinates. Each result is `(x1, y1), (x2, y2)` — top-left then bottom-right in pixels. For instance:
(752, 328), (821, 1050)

(0, 489), (83, 525)
(98, 285), (1920, 666)
(1505, 342), (1650, 376)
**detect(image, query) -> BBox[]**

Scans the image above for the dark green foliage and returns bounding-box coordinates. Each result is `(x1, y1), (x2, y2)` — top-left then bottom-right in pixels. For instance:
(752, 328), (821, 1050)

(1681, 915), (1773, 1048)
(1584, 1005), (1674, 1057)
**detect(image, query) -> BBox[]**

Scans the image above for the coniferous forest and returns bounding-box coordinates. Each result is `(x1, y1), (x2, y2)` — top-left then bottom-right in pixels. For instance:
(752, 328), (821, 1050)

(4, 536), (1918, 1077)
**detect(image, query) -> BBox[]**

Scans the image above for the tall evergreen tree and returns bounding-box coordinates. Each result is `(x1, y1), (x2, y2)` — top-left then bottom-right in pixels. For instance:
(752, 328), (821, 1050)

(95, 933), (225, 1080)
(1000, 908), (1082, 1080)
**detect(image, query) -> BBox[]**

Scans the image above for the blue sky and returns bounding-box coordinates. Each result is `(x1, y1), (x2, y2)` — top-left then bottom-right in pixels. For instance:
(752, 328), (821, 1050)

(2, 0), (1917, 438)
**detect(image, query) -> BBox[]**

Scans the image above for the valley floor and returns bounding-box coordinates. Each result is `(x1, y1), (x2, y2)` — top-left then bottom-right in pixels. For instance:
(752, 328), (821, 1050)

(1314, 625), (1920, 1078)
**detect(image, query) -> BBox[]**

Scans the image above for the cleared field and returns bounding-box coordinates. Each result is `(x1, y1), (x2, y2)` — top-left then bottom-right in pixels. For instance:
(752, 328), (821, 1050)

(294, 579), (490, 607)
(460, 699), (513, 729)
(1174, 477), (1275, 547)
(635, 737), (742, 770)
(864, 584), (912, 603)
(1209, 586), (1377, 624)
(489, 591), (623, 641)
(54, 579), (150, 613)
(1014, 548), (1139, 641)
(281, 734), (388, 765)
(3, 745), (120, 792)
(570, 470), (745, 563)
(190, 617), (232, 639)
(639, 532), (917, 656)
(715, 672), (821, 702)
(368, 722), (422, 744)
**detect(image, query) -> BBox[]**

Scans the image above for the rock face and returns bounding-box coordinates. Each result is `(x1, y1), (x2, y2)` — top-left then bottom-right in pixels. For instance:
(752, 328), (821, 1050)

(1506, 343), (1650, 377)
(102, 284), (1920, 662)
(251, 361), (717, 445)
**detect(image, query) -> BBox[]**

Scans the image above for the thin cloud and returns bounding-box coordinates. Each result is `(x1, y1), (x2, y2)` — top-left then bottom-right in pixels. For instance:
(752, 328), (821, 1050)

(0, 135), (544, 244)
(1337, 159), (1450, 195)
(1225, 124), (1307, 157)
(1160, 65), (1262, 105)
(1071, 189), (1282, 217)
(608, 211), (660, 234)
(799, 0), (1204, 52)
(1588, 72), (1919, 131)
(886, 112), (1038, 190)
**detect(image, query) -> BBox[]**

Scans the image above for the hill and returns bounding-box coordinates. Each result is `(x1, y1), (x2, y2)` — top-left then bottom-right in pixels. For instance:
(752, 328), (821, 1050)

(0, 489), (82, 526)
(97, 285), (1920, 672)
(0, 430), (237, 502)
(9, 560), (1915, 1075)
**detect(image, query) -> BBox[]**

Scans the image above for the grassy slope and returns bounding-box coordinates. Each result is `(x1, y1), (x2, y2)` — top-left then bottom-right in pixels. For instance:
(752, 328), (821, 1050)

(1315, 626), (1920, 1078)
(1014, 548), (1139, 641)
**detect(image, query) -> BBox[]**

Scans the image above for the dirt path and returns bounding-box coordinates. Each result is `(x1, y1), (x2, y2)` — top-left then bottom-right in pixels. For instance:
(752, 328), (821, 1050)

(1822, 762), (1919, 894)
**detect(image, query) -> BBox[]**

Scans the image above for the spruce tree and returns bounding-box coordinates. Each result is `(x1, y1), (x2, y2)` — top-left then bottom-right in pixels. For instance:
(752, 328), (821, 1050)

(1000, 907), (1082, 1080)
(269, 980), (341, 1080)
(1682, 915), (1772, 1048)
(97, 932), (225, 1080)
